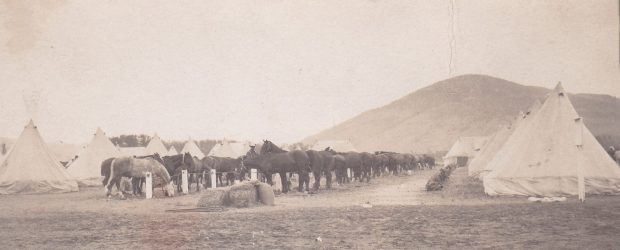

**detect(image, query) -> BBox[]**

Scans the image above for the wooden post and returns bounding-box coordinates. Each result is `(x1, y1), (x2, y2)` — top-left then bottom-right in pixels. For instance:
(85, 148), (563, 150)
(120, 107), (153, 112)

(210, 169), (217, 189)
(347, 168), (351, 178)
(251, 169), (258, 180)
(181, 170), (189, 194)
(145, 172), (152, 199)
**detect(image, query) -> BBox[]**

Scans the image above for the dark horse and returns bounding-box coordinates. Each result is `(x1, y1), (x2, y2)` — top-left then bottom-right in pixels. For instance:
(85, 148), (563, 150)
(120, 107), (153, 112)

(210, 156), (244, 186)
(243, 140), (311, 193)
(160, 152), (196, 193)
(101, 156), (175, 198)
(306, 149), (334, 191)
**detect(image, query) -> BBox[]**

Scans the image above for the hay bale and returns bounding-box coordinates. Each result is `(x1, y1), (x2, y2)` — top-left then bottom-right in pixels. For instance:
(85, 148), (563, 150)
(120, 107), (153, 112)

(224, 181), (259, 208)
(257, 182), (275, 205)
(197, 189), (228, 207)
(425, 164), (457, 191)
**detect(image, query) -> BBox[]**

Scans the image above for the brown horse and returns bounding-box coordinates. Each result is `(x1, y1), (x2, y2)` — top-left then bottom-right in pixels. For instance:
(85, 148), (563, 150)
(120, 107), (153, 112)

(161, 152), (196, 192)
(306, 150), (334, 191)
(211, 156), (244, 186)
(243, 140), (311, 193)
(102, 156), (175, 198)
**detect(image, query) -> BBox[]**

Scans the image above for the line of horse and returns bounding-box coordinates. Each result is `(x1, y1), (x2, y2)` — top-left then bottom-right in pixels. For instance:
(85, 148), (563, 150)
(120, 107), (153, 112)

(100, 140), (436, 198)
(243, 140), (436, 193)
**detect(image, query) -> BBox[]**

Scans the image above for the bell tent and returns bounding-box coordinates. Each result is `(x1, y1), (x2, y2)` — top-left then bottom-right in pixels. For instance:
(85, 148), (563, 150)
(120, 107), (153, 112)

(181, 138), (205, 159)
(167, 146), (178, 156)
(443, 136), (489, 167)
(483, 83), (620, 196)
(145, 133), (168, 156)
(0, 120), (78, 194)
(66, 128), (121, 186)
(468, 100), (542, 177)
(208, 140), (251, 158)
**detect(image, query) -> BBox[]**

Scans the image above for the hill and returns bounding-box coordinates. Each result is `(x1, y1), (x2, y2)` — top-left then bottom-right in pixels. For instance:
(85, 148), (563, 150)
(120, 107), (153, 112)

(302, 75), (620, 153)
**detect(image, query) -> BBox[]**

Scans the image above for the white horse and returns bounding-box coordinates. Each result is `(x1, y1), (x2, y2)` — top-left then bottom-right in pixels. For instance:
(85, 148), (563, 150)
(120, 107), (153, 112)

(102, 156), (175, 199)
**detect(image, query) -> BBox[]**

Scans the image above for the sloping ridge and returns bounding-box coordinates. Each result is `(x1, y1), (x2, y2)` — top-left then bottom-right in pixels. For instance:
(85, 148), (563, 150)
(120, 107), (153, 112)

(303, 74), (620, 153)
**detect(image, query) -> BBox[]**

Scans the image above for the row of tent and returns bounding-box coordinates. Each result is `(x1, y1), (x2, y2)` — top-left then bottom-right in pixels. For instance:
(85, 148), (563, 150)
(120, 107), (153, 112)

(0, 122), (255, 194)
(445, 83), (620, 197)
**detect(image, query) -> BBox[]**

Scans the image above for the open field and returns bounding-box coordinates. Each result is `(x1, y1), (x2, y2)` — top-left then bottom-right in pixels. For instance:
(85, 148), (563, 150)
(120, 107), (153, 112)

(1, 168), (620, 249)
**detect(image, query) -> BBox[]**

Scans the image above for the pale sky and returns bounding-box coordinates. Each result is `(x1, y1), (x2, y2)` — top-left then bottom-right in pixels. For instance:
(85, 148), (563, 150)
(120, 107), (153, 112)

(1, 0), (619, 144)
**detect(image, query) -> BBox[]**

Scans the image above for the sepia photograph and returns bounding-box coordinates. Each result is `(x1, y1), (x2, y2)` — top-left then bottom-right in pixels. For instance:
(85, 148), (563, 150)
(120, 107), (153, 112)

(1, 0), (620, 249)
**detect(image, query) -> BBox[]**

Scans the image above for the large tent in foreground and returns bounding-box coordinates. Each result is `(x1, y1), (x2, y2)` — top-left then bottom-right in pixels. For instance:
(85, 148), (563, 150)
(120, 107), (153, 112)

(468, 100), (542, 178)
(484, 83), (620, 196)
(0, 120), (78, 194)
(145, 133), (169, 156)
(66, 128), (121, 186)
(443, 136), (489, 167)
(311, 140), (357, 152)
(181, 138), (205, 159)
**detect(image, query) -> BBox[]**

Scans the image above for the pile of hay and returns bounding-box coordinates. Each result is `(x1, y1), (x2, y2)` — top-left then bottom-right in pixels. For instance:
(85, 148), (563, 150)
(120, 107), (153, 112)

(425, 164), (457, 191)
(197, 180), (276, 208)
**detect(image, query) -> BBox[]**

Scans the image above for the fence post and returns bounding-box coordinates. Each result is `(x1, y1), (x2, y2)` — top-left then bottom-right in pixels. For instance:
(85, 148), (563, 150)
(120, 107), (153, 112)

(210, 169), (217, 189)
(273, 173), (282, 192)
(347, 168), (351, 179)
(251, 168), (257, 180)
(145, 172), (152, 199)
(181, 170), (189, 194)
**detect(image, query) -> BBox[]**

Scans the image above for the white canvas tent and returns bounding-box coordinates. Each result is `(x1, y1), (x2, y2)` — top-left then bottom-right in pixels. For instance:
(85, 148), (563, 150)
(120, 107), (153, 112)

(66, 128), (121, 186)
(443, 136), (489, 167)
(181, 139), (205, 159)
(468, 100), (542, 177)
(484, 83), (620, 196)
(0, 120), (78, 194)
(167, 146), (178, 156)
(208, 140), (251, 158)
(311, 140), (357, 152)
(145, 133), (168, 156)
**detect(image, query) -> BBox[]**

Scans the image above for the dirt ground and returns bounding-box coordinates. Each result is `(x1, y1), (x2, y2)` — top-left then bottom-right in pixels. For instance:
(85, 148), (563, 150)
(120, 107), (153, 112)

(1, 168), (620, 249)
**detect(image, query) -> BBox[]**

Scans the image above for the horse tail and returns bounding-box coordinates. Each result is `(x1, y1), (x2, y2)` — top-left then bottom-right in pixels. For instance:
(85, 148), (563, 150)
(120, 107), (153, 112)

(105, 158), (117, 188)
(101, 158), (112, 186)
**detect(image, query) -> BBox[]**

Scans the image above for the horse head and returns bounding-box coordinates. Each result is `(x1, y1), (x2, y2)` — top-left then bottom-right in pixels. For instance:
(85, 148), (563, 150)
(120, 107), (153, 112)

(260, 140), (273, 154)
(182, 152), (196, 170)
(164, 181), (175, 197)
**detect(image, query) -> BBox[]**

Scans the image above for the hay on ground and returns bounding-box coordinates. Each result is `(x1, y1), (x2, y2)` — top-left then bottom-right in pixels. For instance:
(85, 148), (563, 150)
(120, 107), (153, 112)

(197, 180), (263, 208)
(256, 182), (275, 205)
(197, 189), (228, 207)
(225, 181), (259, 208)
(425, 164), (457, 191)
(440, 167), (487, 199)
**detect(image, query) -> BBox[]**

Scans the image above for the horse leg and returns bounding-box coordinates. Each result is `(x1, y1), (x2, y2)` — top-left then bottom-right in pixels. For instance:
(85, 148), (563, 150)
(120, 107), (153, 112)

(312, 170), (321, 191)
(324, 169), (332, 189)
(131, 178), (137, 196)
(280, 171), (289, 193)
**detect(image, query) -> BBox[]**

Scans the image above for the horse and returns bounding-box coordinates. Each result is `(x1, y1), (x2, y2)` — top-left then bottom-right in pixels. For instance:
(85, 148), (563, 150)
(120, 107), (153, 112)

(306, 150), (334, 191)
(160, 152), (196, 193)
(129, 154), (167, 195)
(359, 152), (374, 182)
(329, 154), (347, 185)
(261, 140), (312, 192)
(243, 140), (311, 193)
(420, 154), (436, 170)
(211, 156), (244, 186)
(102, 156), (175, 199)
